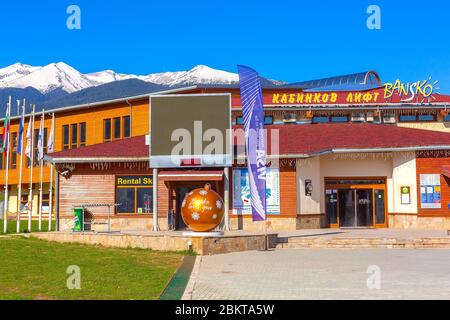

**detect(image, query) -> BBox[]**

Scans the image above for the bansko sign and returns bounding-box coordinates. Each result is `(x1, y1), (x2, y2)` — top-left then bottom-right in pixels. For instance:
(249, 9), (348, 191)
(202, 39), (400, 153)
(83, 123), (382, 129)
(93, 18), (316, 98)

(266, 77), (439, 105)
(383, 78), (438, 102)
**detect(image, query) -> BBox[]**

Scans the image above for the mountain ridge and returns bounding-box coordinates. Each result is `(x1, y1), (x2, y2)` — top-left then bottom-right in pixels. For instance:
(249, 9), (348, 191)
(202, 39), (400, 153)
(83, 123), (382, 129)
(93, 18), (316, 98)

(0, 62), (284, 115)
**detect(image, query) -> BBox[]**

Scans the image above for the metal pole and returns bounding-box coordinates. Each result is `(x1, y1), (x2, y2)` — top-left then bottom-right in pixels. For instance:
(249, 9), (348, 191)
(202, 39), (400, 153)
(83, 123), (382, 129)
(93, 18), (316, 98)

(55, 172), (59, 231)
(48, 164), (54, 231)
(152, 168), (159, 231)
(3, 97), (11, 234)
(107, 205), (111, 232)
(48, 113), (55, 231)
(37, 110), (44, 231)
(223, 167), (231, 231)
(28, 105), (35, 232)
(16, 98), (26, 233)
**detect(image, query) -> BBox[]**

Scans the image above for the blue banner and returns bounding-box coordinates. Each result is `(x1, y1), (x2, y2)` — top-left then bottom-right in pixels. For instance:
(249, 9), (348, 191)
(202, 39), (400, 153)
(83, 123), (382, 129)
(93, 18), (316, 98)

(237, 65), (267, 221)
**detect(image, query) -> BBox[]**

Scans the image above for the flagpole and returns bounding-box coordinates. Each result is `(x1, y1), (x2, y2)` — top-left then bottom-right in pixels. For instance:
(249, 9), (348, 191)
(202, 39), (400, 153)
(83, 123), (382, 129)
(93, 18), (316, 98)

(16, 98), (26, 233)
(48, 113), (55, 231)
(38, 109), (44, 231)
(3, 97), (11, 234)
(28, 104), (35, 232)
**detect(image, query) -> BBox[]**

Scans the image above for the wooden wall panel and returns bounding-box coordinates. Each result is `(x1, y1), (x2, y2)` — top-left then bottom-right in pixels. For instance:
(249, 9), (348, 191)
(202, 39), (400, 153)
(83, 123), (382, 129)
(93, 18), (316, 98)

(279, 164), (297, 216)
(59, 163), (153, 218)
(59, 174), (115, 218)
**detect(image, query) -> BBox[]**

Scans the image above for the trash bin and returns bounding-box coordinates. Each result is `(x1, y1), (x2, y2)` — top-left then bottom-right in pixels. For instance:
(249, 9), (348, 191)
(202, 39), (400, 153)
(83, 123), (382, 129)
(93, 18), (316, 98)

(73, 207), (84, 232)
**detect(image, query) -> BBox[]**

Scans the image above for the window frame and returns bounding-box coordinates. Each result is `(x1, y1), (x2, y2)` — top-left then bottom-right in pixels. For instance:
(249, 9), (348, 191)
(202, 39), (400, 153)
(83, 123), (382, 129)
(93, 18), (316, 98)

(115, 175), (153, 215)
(113, 117), (121, 140)
(79, 122), (86, 147)
(123, 116), (131, 138)
(104, 118), (112, 142)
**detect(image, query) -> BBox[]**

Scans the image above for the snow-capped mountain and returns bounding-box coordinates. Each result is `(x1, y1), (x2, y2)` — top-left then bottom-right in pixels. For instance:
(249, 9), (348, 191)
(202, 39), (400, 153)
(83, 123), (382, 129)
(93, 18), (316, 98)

(0, 63), (40, 83)
(0, 62), (243, 94)
(144, 65), (238, 86)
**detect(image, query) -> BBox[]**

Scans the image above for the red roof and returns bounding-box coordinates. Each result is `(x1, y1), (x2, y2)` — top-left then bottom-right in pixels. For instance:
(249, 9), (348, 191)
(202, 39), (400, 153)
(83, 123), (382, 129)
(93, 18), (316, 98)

(48, 124), (450, 162)
(49, 135), (148, 159)
(262, 123), (450, 156)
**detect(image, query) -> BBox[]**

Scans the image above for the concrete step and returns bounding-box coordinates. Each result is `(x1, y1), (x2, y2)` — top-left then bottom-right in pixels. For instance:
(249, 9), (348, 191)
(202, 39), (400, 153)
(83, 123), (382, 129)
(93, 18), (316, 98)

(275, 237), (450, 249)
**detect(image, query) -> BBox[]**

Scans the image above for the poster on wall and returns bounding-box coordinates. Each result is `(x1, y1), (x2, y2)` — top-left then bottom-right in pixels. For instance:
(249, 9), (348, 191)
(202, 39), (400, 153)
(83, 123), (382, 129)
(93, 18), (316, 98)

(232, 168), (280, 215)
(419, 174), (441, 209)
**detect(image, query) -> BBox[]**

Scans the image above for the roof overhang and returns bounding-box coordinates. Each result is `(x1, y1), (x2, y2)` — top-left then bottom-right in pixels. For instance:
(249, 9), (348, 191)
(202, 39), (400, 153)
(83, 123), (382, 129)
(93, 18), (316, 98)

(158, 170), (223, 181)
(442, 165), (450, 178)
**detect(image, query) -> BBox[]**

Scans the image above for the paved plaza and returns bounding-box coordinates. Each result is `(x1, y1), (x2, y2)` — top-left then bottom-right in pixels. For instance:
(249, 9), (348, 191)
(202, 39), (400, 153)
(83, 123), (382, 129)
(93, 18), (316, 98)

(189, 248), (450, 300)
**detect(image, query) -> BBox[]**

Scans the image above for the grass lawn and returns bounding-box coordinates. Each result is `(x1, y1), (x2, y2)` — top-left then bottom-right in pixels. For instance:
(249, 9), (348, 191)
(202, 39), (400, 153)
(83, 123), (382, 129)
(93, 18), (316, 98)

(0, 219), (55, 234)
(0, 236), (184, 300)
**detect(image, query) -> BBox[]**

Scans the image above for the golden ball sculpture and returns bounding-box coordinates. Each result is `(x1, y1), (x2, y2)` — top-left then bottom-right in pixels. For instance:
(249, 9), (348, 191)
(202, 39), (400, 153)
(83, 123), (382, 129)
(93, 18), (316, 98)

(181, 183), (225, 232)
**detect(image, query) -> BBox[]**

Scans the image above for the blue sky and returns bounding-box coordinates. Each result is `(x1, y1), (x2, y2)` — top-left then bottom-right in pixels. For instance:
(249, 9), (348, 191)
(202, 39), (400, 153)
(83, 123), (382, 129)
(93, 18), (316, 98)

(1, 0), (450, 92)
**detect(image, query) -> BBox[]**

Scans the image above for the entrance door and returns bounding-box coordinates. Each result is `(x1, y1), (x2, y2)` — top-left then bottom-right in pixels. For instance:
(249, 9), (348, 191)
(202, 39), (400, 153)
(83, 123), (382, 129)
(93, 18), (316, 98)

(176, 187), (194, 230)
(356, 189), (373, 227)
(325, 178), (387, 228)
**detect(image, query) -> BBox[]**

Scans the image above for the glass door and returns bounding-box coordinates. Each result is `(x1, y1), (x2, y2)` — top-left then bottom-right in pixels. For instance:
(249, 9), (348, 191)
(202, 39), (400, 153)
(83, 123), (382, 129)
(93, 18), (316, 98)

(355, 189), (373, 227)
(373, 188), (386, 227)
(338, 189), (356, 227)
(325, 179), (387, 228)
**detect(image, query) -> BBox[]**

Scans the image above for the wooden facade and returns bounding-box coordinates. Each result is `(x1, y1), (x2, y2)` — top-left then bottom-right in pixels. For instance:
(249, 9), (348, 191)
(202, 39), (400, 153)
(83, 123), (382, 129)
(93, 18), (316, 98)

(0, 98), (149, 186)
(416, 153), (450, 217)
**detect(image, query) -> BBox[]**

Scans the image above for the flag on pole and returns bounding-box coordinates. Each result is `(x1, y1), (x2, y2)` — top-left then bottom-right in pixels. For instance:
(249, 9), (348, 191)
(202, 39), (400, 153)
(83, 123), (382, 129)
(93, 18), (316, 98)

(25, 110), (33, 160)
(237, 65), (267, 222)
(47, 113), (54, 154)
(37, 110), (44, 160)
(17, 103), (25, 155)
(1, 102), (10, 153)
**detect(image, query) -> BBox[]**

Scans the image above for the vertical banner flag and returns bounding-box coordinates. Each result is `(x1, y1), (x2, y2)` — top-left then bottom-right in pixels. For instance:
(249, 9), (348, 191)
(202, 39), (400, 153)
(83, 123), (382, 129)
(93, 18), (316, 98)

(37, 111), (44, 160)
(1, 101), (10, 153)
(25, 109), (33, 160)
(17, 102), (25, 155)
(237, 65), (267, 221)
(47, 113), (54, 154)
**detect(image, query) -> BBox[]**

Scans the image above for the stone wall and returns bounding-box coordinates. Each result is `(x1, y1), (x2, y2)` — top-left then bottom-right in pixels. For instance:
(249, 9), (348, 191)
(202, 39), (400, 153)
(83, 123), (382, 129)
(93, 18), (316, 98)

(230, 216), (296, 231)
(296, 214), (326, 229)
(32, 232), (278, 255)
(389, 214), (450, 230)
(58, 217), (169, 232)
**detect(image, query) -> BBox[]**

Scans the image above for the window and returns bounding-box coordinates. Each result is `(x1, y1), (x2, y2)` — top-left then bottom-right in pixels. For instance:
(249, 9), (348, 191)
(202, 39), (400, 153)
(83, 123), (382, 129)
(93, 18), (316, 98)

(331, 116), (348, 123)
(444, 115), (450, 122)
(11, 132), (17, 169)
(113, 117), (121, 140)
(123, 116), (131, 138)
(116, 188), (135, 213)
(79, 122), (86, 147)
(63, 123), (85, 150)
(33, 128), (47, 166)
(136, 188), (153, 213)
(63, 125), (69, 150)
(104, 116), (131, 141)
(71, 124), (77, 149)
(283, 113), (297, 123)
(399, 115), (417, 122)
(19, 194), (28, 212)
(104, 119), (111, 142)
(264, 116), (273, 125)
(33, 129), (39, 166)
(313, 116), (329, 123)
(115, 175), (153, 214)
(236, 116), (272, 125)
(41, 194), (50, 214)
(418, 114), (435, 122)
